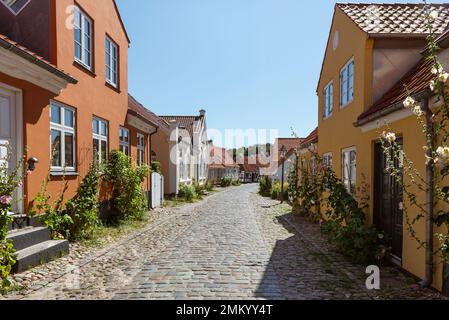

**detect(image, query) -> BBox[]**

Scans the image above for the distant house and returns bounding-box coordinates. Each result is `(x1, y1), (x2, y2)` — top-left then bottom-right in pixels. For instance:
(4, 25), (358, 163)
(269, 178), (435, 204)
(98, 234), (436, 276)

(152, 110), (209, 195)
(263, 138), (302, 182)
(239, 156), (269, 183)
(208, 145), (239, 184)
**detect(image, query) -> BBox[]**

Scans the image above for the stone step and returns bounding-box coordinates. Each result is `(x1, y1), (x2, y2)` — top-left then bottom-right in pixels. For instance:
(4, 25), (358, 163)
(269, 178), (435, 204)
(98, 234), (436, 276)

(13, 240), (70, 274)
(6, 227), (51, 251)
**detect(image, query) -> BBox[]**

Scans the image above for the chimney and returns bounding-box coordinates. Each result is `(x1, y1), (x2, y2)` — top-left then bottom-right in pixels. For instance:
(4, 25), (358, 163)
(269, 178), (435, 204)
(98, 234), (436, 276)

(199, 109), (206, 117)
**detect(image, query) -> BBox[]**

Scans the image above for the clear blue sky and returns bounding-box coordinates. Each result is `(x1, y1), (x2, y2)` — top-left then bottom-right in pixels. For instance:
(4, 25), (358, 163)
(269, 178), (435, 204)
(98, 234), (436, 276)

(116, 0), (444, 148)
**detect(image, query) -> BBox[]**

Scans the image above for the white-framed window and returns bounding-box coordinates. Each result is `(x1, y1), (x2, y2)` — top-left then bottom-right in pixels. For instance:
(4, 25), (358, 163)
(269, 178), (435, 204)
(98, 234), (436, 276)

(340, 59), (354, 108)
(119, 127), (129, 157)
(310, 158), (316, 176)
(324, 81), (333, 119)
(137, 133), (145, 166)
(342, 147), (356, 194)
(50, 101), (76, 172)
(1, 0), (31, 15)
(74, 5), (92, 70)
(92, 117), (108, 163)
(106, 37), (118, 87)
(323, 153), (333, 169)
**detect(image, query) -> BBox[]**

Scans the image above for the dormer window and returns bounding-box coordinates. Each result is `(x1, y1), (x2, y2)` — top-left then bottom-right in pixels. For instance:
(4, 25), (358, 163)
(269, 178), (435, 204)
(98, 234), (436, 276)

(1, 0), (31, 15)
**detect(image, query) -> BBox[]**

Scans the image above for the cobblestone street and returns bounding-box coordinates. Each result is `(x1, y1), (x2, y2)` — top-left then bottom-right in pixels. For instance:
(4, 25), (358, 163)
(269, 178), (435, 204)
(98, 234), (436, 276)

(2, 184), (445, 300)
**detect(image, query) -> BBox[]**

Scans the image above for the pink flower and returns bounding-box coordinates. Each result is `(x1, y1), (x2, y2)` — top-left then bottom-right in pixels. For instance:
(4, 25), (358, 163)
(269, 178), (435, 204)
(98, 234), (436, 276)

(319, 219), (324, 226)
(27, 170), (32, 176)
(0, 195), (12, 205)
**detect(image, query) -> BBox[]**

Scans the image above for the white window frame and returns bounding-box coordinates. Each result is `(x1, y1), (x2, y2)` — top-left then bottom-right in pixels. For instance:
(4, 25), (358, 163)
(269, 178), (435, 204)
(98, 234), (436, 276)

(137, 133), (145, 166)
(74, 5), (93, 70)
(323, 152), (333, 169)
(50, 101), (76, 172)
(119, 127), (129, 157)
(342, 147), (356, 194)
(324, 81), (333, 119)
(1, 0), (31, 15)
(92, 117), (108, 163)
(340, 58), (354, 109)
(106, 36), (118, 87)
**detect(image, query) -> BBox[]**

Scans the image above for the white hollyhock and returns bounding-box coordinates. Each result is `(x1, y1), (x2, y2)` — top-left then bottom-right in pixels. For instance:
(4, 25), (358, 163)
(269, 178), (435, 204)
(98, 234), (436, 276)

(382, 132), (396, 143)
(403, 96), (415, 108)
(430, 10), (439, 21)
(438, 72), (449, 83)
(412, 105), (424, 116)
(437, 146), (449, 159)
(430, 80), (436, 92)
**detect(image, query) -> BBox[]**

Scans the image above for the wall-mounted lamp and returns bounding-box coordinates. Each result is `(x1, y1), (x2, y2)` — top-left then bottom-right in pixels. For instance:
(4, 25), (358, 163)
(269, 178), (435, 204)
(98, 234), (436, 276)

(27, 157), (39, 172)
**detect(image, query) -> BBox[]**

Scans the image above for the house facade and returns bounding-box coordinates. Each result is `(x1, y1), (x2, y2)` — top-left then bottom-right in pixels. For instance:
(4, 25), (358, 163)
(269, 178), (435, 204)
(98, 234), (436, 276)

(0, 0), (159, 214)
(317, 3), (449, 292)
(208, 144), (239, 184)
(153, 111), (209, 195)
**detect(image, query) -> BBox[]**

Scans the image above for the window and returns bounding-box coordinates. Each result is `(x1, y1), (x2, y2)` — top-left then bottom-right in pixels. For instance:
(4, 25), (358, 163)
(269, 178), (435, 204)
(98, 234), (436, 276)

(323, 153), (333, 169)
(310, 158), (316, 176)
(106, 37), (118, 87)
(342, 148), (356, 194)
(1, 0), (31, 15)
(324, 81), (333, 118)
(137, 133), (145, 166)
(340, 59), (354, 107)
(119, 127), (129, 156)
(74, 6), (92, 70)
(92, 118), (108, 163)
(50, 101), (76, 172)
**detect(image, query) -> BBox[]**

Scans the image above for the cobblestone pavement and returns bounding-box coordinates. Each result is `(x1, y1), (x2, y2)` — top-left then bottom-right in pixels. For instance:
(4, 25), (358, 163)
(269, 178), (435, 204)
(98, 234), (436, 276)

(2, 184), (446, 300)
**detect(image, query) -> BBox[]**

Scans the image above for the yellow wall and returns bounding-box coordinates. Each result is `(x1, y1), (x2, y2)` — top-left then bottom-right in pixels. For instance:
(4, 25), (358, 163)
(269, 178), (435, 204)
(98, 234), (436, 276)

(317, 6), (445, 291)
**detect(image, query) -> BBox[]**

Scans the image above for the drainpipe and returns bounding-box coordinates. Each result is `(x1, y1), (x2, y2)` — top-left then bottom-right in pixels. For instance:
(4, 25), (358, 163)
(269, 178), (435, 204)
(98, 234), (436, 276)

(420, 94), (434, 288)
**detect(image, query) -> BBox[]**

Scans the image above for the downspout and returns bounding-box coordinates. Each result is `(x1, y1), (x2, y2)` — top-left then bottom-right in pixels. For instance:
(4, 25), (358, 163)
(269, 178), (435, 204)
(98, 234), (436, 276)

(148, 127), (158, 209)
(420, 94), (434, 288)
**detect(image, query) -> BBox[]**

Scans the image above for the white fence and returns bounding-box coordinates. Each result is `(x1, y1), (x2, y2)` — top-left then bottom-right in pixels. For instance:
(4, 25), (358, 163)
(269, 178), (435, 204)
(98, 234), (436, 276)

(151, 172), (164, 209)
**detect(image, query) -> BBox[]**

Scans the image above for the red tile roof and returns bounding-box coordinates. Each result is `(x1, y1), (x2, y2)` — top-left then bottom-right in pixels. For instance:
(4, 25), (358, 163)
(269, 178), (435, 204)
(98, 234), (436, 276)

(301, 128), (318, 148)
(238, 156), (270, 173)
(0, 33), (77, 84)
(338, 3), (449, 36)
(128, 94), (163, 129)
(356, 58), (433, 124)
(159, 115), (203, 137)
(209, 145), (239, 169)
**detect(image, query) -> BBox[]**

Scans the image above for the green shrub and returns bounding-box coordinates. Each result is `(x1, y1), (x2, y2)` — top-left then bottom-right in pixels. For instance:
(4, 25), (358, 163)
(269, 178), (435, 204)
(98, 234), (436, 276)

(259, 176), (272, 197)
(232, 179), (241, 186)
(220, 176), (233, 188)
(151, 161), (162, 174)
(178, 184), (197, 202)
(104, 150), (150, 223)
(37, 162), (101, 241)
(204, 180), (214, 192)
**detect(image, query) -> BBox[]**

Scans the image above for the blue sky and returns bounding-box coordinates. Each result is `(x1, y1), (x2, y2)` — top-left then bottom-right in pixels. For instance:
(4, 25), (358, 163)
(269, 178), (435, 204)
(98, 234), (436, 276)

(116, 0), (445, 148)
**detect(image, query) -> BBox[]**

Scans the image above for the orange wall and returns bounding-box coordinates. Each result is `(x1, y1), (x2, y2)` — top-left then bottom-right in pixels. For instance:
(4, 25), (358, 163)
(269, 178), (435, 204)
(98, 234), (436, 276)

(19, 0), (130, 208)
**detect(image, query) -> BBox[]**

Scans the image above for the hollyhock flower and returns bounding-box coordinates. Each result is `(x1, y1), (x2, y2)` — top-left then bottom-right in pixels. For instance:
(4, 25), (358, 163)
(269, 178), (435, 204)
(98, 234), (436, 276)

(436, 146), (449, 160)
(378, 234), (385, 240)
(430, 80), (436, 92)
(403, 96), (415, 108)
(431, 64), (443, 75)
(430, 10), (439, 21)
(412, 105), (424, 116)
(0, 195), (12, 205)
(382, 132), (396, 143)
(439, 72), (449, 83)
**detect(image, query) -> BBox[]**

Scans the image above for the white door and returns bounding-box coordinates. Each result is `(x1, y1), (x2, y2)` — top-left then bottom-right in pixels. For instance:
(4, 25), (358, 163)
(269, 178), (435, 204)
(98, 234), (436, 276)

(0, 87), (18, 213)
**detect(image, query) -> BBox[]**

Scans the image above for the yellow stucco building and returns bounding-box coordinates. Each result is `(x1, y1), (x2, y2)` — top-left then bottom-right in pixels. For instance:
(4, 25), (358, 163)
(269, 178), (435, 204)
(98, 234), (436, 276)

(317, 3), (449, 293)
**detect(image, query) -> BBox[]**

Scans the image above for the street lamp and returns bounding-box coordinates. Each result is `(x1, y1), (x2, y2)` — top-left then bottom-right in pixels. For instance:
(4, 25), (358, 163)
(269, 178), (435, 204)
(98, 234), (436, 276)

(280, 145), (287, 204)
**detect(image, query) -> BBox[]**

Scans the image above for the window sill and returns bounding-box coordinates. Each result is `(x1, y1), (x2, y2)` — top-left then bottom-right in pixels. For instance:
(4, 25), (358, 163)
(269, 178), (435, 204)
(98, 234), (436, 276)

(105, 81), (121, 93)
(50, 171), (79, 177)
(323, 114), (333, 121)
(340, 100), (354, 110)
(73, 61), (96, 77)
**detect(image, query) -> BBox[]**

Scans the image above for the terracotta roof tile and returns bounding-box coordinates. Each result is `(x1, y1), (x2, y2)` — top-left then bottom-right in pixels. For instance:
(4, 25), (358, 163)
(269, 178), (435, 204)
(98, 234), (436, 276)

(301, 128), (318, 148)
(159, 115), (202, 136)
(128, 94), (163, 128)
(357, 58), (433, 123)
(338, 3), (449, 35)
(0, 33), (76, 84)
(209, 145), (238, 169)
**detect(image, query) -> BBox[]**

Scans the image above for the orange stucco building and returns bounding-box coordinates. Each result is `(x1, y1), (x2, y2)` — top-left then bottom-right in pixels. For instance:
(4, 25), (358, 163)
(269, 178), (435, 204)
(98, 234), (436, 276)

(0, 0), (157, 213)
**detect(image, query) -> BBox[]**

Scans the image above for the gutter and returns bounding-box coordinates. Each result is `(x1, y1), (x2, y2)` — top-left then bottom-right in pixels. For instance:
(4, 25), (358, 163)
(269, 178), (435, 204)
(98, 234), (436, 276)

(0, 37), (77, 85)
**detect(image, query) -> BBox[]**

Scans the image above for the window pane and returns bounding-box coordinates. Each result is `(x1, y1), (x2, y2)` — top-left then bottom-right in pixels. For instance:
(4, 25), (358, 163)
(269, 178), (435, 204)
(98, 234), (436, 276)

(65, 133), (74, 167)
(83, 49), (91, 67)
(92, 119), (99, 134)
(75, 42), (82, 61)
(348, 63), (354, 101)
(50, 104), (61, 124)
(101, 121), (107, 136)
(51, 130), (62, 167)
(101, 140), (107, 162)
(64, 109), (74, 127)
(93, 138), (99, 160)
(329, 84), (333, 113)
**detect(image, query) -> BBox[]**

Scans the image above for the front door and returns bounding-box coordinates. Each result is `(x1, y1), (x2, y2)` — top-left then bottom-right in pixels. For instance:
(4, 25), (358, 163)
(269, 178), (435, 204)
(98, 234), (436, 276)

(374, 138), (404, 261)
(0, 87), (18, 213)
